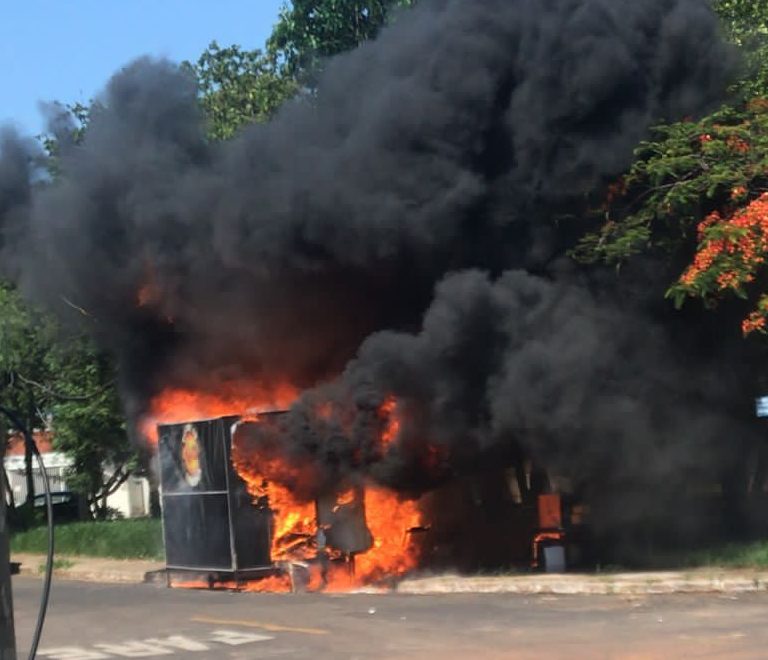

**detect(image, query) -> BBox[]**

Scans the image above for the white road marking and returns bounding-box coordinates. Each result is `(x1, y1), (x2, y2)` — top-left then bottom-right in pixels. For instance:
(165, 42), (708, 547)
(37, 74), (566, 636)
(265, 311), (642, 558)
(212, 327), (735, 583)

(38, 630), (272, 658)
(37, 649), (111, 660)
(208, 629), (275, 646)
(144, 636), (210, 652)
(92, 642), (173, 657)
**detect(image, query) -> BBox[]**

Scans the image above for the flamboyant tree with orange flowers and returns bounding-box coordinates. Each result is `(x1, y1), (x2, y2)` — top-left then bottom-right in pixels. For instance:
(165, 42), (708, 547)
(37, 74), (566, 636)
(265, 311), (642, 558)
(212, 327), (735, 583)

(575, 1), (768, 335)
(674, 189), (768, 334)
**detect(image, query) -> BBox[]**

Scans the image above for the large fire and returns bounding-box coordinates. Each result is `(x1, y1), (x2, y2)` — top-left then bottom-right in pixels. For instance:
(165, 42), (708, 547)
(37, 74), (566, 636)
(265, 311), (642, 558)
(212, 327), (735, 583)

(144, 386), (424, 592)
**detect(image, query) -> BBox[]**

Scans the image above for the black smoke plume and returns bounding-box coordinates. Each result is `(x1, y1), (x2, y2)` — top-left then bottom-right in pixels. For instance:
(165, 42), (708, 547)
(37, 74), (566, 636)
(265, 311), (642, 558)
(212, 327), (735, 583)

(0, 0), (757, 551)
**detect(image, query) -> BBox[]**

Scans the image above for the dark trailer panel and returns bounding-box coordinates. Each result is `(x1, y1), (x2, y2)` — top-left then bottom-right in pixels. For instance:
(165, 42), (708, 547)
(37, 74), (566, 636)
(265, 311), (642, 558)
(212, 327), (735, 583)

(157, 416), (272, 579)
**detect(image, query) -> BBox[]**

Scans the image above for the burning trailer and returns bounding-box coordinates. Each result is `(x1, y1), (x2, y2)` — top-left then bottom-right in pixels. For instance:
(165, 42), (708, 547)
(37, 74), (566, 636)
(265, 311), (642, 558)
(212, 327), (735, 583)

(157, 413), (426, 591)
(157, 409), (589, 592)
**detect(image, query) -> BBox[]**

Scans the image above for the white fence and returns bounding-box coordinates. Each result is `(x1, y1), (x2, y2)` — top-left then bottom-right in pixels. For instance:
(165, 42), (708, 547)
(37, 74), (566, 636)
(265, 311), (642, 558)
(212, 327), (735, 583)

(4, 452), (151, 518)
(7, 464), (69, 504)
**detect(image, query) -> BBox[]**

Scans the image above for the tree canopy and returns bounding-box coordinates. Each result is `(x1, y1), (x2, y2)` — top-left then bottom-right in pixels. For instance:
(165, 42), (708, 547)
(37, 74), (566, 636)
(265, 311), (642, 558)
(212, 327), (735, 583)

(184, 42), (297, 141)
(0, 283), (132, 516)
(186, 1), (418, 139)
(574, 1), (768, 336)
(267, 0), (416, 79)
(45, 338), (135, 519)
(714, 0), (768, 98)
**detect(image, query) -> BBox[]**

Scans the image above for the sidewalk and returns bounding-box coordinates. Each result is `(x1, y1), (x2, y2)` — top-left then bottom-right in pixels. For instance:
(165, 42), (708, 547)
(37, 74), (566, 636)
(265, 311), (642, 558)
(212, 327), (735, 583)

(397, 569), (768, 595)
(12, 552), (768, 594)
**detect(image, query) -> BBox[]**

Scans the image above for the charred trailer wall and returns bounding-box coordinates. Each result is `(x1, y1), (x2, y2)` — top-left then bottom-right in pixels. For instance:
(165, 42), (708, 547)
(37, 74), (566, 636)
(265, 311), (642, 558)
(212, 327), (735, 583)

(316, 487), (373, 555)
(157, 417), (272, 573)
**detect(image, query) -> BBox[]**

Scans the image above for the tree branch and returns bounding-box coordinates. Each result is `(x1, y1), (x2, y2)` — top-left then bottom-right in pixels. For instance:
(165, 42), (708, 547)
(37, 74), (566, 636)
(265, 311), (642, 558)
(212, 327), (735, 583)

(60, 296), (93, 318)
(102, 469), (131, 499)
(15, 371), (114, 402)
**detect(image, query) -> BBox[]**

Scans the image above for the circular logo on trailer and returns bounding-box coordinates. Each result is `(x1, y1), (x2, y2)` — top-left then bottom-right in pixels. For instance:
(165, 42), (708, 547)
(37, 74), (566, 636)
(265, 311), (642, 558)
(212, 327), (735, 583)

(180, 424), (202, 487)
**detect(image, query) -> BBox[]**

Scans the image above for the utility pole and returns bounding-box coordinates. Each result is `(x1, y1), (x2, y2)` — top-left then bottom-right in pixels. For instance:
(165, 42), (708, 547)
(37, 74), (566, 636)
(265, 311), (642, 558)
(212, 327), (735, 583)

(0, 441), (16, 660)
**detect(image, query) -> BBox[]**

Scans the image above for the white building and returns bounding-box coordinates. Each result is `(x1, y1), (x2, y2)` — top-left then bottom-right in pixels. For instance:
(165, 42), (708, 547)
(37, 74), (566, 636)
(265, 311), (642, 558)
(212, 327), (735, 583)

(4, 449), (151, 519)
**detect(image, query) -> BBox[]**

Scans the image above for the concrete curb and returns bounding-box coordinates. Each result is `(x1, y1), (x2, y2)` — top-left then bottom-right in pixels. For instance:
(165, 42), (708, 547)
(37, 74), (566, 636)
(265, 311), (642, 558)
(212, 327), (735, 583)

(12, 553), (768, 595)
(396, 571), (768, 595)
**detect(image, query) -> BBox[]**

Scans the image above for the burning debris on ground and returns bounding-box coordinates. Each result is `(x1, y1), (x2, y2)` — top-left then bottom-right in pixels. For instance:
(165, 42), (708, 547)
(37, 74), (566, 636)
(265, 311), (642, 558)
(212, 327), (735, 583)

(0, 0), (762, 588)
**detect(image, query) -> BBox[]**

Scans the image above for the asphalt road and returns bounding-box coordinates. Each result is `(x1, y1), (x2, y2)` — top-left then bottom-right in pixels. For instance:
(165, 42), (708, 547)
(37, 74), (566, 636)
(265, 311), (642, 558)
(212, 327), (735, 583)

(11, 576), (768, 659)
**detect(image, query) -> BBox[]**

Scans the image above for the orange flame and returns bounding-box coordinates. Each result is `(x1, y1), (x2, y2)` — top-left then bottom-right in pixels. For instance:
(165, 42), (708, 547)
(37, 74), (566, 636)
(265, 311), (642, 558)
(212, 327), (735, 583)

(136, 283), (155, 307)
(140, 382), (298, 445)
(136, 262), (159, 308)
(334, 488), (356, 510)
(135, 260), (166, 310)
(354, 487), (423, 583)
(232, 449), (318, 563)
(171, 574), (293, 593)
(379, 396), (401, 449)
(230, 402), (423, 589)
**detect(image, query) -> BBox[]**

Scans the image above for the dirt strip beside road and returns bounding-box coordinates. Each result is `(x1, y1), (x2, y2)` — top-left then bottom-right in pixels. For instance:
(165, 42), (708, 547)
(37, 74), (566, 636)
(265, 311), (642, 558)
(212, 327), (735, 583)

(12, 553), (163, 584)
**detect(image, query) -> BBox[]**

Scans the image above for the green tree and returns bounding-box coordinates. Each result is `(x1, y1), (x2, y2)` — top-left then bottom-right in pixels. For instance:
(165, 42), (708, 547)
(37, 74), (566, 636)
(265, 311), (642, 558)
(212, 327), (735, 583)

(714, 0), (768, 98)
(267, 0), (417, 80)
(0, 281), (137, 518)
(572, 2), (768, 334)
(38, 101), (91, 176)
(573, 102), (768, 266)
(185, 42), (297, 140)
(0, 283), (55, 505)
(45, 340), (135, 519)
(185, 2), (419, 139)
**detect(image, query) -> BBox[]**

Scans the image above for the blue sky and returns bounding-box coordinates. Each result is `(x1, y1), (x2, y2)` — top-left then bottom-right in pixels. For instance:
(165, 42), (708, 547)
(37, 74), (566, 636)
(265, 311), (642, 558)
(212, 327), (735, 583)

(0, 0), (285, 135)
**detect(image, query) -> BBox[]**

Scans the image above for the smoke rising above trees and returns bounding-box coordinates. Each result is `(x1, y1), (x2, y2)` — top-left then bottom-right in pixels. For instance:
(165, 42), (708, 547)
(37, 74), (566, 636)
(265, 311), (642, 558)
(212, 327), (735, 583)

(0, 0), (759, 534)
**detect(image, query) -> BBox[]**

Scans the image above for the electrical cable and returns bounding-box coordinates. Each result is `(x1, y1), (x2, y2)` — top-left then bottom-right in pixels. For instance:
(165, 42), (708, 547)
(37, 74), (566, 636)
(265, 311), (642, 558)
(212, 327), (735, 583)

(28, 437), (53, 660)
(0, 406), (54, 659)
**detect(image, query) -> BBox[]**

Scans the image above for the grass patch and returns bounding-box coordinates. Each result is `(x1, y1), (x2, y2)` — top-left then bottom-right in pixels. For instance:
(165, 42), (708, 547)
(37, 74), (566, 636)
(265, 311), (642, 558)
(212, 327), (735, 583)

(11, 518), (164, 560)
(684, 541), (768, 569)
